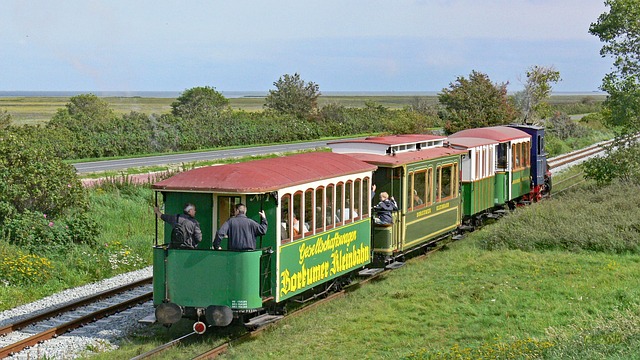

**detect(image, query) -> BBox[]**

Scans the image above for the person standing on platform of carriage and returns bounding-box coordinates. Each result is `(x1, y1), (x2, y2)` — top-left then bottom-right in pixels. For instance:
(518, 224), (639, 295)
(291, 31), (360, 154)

(373, 191), (398, 224)
(154, 203), (203, 249)
(213, 203), (268, 251)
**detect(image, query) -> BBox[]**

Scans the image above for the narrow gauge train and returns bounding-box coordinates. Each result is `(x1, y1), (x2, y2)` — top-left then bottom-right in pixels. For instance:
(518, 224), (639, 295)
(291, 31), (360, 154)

(150, 124), (550, 332)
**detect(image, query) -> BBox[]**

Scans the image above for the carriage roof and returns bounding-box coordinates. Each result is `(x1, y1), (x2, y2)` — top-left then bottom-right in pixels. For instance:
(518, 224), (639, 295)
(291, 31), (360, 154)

(329, 134), (446, 146)
(447, 137), (499, 149)
(448, 126), (530, 142)
(342, 147), (466, 167)
(152, 152), (377, 193)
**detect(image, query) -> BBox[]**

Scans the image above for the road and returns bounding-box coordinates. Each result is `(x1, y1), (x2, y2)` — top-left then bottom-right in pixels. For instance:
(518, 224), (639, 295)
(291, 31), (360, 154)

(72, 140), (332, 174)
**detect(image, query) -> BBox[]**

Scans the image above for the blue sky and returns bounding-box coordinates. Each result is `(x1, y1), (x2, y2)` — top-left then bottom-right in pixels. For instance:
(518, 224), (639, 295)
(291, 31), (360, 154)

(1, 1), (612, 93)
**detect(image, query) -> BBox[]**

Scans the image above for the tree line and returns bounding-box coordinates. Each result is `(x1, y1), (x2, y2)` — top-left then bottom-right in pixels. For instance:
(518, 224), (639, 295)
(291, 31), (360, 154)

(0, 52), (612, 251)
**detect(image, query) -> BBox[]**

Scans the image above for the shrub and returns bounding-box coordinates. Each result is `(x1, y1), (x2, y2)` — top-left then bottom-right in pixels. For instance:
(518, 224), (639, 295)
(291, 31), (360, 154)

(0, 128), (87, 217)
(544, 112), (589, 140)
(1, 209), (99, 252)
(584, 140), (640, 185)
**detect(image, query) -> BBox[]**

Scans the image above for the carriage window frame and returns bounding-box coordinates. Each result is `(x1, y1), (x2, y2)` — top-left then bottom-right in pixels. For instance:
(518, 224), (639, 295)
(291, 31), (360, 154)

(280, 194), (292, 244)
(335, 182), (345, 226)
(437, 163), (457, 202)
(513, 143), (521, 169)
(325, 184), (335, 229)
(304, 188), (314, 237)
(497, 143), (508, 169)
(293, 191), (304, 241)
(475, 150), (481, 179)
(315, 186), (325, 233)
(362, 177), (370, 218)
(354, 179), (362, 221)
(344, 180), (356, 223)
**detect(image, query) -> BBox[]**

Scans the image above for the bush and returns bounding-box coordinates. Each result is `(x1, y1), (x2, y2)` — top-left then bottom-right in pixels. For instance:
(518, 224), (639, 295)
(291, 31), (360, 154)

(0, 128), (87, 217)
(1, 209), (99, 252)
(544, 112), (589, 140)
(584, 140), (640, 185)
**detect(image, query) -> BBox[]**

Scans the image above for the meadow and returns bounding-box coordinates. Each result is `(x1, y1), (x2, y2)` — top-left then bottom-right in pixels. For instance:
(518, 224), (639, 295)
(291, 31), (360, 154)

(81, 175), (640, 360)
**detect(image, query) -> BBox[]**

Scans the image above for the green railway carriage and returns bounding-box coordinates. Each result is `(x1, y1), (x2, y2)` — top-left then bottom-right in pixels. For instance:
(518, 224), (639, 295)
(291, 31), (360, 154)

(329, 135), (466, 265)
(148, 128), (548, 332)
(449, 126), (532, 207)
(447, 137), (499, 219)
(151, 152), (376, 328)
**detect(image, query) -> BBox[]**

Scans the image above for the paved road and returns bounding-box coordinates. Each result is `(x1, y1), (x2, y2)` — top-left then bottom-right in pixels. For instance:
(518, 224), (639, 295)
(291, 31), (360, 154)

(72, 140), (332, 174)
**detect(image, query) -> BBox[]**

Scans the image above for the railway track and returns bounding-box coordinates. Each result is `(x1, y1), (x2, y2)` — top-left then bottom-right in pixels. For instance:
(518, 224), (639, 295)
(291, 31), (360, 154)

(0, 277), (153, 358)
(547, 139), (610, 170)
(131, 243), (446, 360)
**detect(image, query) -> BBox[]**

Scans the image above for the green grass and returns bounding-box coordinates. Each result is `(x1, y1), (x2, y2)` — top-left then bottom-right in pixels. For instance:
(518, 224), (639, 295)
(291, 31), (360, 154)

(80, 180), (640, 359)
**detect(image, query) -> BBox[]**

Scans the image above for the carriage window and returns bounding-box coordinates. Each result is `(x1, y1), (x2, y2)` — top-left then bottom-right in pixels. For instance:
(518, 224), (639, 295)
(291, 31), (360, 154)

(217, 196), (241, 228)
(406, 173), (414, 211)
(362, 178), (370, 218)
(315, 187), (325, 233)
(497, 143), (508, 169)
(280, 194), (291, 243)
(513, 143), (521, 169)
(438, 164), (456, 202)
(489, 147), (495, 176)
(413, 170), (426, 210)
(345, 181), (353, 223)
(326, 184), (335, 228)
(336, 182), (344, 224)
(304, 189), (313, 236)
(354, 179), (362, 221)
(525, 141), (530, 166)
(426, 168), (433, 205)
(293, 192), (304, 239)
(475, 151), (480, 179)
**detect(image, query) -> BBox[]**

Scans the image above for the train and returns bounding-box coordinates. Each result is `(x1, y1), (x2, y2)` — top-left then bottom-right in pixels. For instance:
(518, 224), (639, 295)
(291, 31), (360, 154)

(150, 124), (551, 333)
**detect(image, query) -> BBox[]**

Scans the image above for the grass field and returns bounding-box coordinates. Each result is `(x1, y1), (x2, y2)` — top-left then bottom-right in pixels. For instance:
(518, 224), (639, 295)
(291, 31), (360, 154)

(1, 93), (606, 126)
(83, 178), (640, 360)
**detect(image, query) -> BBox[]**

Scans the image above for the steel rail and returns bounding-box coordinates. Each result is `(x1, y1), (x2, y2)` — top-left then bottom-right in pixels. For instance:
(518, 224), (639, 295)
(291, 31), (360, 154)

(0, 276), (152, 336)
(130, 331), (199, 360)
(0, 291), (152, 358)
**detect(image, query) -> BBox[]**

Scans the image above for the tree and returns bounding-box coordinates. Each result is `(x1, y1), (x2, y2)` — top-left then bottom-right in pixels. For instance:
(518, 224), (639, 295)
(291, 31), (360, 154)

(589, 0), (640, 133)
(513, 65), (561, 124)
(438, 70), (517, 134)
(171, 86), (229, 119)
(264, 73), (320, 119)
(584, 0), (640, 184)
(0, 127), (86, 216)
(48, 94), (116, 132)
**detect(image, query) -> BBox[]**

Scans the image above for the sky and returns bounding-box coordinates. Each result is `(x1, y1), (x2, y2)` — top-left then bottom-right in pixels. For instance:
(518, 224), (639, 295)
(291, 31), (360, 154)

(1, 1), (613, 93)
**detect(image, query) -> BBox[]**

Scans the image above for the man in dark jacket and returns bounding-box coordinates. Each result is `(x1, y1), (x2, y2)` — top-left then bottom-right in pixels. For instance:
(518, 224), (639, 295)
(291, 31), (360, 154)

(214, 203), (268, 251)
(154, 203), (203, 248)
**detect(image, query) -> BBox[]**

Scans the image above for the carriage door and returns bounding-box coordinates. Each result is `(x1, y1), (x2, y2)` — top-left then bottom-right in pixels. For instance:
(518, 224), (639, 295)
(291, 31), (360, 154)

(216, 196), (241, 248)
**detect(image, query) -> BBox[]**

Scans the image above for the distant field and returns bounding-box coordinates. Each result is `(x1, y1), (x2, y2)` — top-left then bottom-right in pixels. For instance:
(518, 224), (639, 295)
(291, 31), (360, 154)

(1, 93), (606, 126)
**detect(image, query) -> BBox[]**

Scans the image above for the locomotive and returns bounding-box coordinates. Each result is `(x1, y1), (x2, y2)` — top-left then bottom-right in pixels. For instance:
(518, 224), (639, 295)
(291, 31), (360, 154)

(150, 124), (550, 332)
